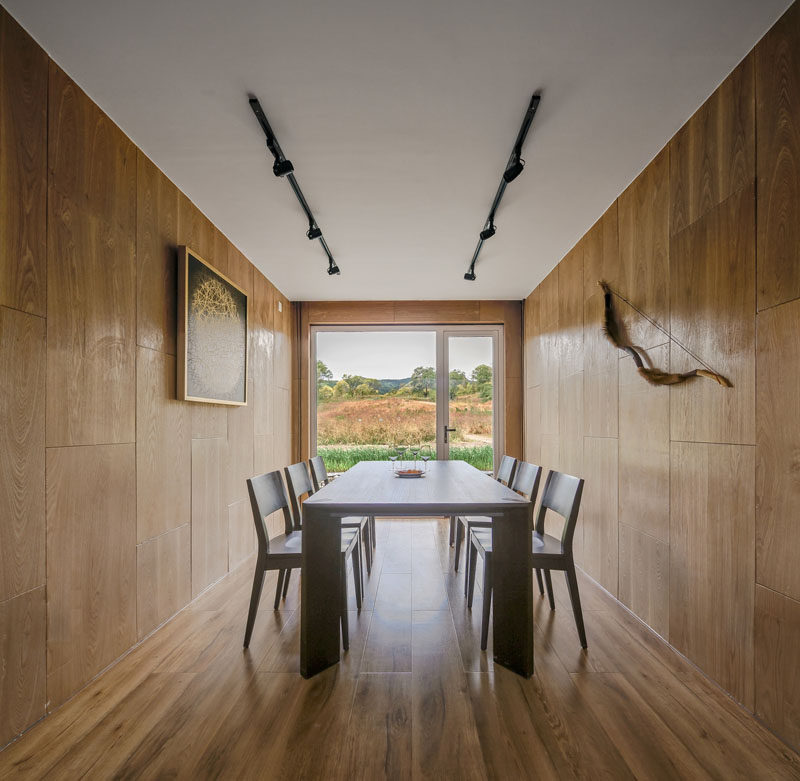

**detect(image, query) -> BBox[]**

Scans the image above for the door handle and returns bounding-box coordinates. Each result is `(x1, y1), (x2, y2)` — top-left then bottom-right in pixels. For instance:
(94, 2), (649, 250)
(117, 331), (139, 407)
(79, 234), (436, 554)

(444, 425), (456, 444)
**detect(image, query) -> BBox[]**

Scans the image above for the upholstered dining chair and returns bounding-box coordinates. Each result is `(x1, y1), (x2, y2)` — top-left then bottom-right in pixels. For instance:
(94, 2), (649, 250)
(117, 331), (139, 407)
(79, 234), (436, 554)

(243, 469), (361, 650)
(468, 468), (586, 650)
(309, 455), (375, 572)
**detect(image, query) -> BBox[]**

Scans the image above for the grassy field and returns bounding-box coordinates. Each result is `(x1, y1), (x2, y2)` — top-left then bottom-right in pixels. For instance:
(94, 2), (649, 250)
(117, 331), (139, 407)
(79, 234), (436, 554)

(316, 394), (493, 471)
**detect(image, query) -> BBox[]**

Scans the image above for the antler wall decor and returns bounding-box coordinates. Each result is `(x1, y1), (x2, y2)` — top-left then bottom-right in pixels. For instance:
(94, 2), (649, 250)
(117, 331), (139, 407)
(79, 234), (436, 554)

(599, 280), (731, 387)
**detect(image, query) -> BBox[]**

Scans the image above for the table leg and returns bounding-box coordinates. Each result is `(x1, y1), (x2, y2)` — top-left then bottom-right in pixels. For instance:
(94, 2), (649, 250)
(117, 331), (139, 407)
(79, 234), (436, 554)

(491, 504), (533, 677)
(300, 504), (342, 678)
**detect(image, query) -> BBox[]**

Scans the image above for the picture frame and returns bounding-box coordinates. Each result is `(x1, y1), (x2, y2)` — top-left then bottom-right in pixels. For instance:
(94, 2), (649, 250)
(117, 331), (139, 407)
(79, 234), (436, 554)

(177, 246), (248, 405)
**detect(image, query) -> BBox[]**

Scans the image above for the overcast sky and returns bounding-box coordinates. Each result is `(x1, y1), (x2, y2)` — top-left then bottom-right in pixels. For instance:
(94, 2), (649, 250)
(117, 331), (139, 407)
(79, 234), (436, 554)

(316, 330), (493, 380)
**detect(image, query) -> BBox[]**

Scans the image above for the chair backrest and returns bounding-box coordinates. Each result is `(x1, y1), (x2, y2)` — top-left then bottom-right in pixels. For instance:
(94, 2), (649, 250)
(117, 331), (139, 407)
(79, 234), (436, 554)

(534, 470), (584, 552)
(496, 454), (517, 486)
(308, 455), (329, 491)
(510, 461), (542, 501)
(284, 461), (315, 529)
(247, 471), (294, 555)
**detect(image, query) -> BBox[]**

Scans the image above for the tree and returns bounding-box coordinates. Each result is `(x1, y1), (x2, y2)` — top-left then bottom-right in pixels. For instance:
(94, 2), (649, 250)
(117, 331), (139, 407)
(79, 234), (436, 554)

(449, 369), (467, 400)
(410, 366), (436, 398)
(333, 379), (350, 397)
(318, 384), (334, 401)
(317, 360), (333, 382)
(354, 383), (373, 397)
(470, 364), (492, 385)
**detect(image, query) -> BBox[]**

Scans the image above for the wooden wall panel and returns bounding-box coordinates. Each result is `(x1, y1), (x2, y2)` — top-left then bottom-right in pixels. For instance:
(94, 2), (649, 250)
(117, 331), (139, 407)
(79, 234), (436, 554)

(177, 193), (214, 261)
(224, 380), (254, 508)
(670, 54), (754, 235)
(252, 271), (275, 438)
(582, 436), (618, 595)
(136, 347), (190, 542)
(756, 1), (800, 311)
(558, 244), (584, 379)
(617, 149), (670, 349)
(191, 437), (226, 598)
(0, 9), (47, 317)
(524, 288), (541, 388)
(394, 301), (480, 322)
(136, 524), (191, 640)
(754, 585), (800, 749)
(524, 385), (541, 465)
(47, 64), (136, 448)
(274, 292), (292, 391)
(228, 499), (255, 571)
(0, 587), (46, 747)
(618, 525), (669, 638)
(669, 441), (755, 708)
(46, 444), (137, 709)
(0, 307), (45, 602)
(756, 298), (800, 602)
(618, 346), (670, 542)
(136, 153), (178, 355)
(274, 386), (292, 468)
(669, 184), (755, 445)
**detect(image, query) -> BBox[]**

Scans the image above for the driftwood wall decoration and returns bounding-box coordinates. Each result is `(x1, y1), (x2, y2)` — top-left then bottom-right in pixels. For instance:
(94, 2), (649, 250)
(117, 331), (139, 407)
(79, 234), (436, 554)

(599, 281), (731, 387)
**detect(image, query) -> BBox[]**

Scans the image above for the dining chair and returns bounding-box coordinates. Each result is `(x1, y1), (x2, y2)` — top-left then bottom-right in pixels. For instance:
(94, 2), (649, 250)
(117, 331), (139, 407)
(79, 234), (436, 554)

(309, 454), (376, 569)
(285, 461), (367, 598)
(242, 470), (361, 650)
(452, 454), (518, 576)
(468, 468), (586, 650)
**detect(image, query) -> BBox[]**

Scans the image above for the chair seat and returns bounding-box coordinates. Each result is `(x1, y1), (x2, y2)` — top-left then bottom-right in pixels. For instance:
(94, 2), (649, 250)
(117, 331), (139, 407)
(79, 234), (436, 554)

(470, 529), (564, 558)
(459, 515), (493, 527)
(268, 528), (359, 556)
(341, 515), (368, 528)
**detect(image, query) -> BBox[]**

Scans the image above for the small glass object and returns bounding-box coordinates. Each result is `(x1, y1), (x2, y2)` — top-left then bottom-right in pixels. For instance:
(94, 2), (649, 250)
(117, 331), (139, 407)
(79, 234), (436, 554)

(421, 445), (432, 473)
(388, 443), (399, 473)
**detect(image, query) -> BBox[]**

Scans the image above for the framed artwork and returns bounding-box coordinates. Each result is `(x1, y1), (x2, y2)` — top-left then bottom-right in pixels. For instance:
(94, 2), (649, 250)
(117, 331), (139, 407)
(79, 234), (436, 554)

(177, 246), (248, 405)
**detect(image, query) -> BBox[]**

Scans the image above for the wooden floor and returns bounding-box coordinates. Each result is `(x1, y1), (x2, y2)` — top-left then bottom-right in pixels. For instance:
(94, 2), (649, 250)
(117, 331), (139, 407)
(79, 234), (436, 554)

(2, 518), (798, 779)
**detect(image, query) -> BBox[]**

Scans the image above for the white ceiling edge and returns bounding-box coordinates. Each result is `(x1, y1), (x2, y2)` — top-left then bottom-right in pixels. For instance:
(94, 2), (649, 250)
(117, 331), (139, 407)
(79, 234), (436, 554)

(4, 0), (791, 302)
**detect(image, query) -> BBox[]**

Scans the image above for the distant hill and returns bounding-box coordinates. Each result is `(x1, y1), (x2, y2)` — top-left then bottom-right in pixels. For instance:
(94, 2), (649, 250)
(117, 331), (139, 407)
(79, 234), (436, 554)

(320, 377), (412, 394)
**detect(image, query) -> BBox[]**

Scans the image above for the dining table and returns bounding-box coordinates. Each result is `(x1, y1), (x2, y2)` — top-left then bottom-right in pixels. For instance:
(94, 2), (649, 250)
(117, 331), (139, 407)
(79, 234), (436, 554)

(300, 459), (534, 678)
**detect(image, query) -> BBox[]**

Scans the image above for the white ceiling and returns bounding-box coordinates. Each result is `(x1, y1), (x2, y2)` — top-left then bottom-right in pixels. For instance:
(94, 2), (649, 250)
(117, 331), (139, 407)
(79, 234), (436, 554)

(6, 0), (789, 301)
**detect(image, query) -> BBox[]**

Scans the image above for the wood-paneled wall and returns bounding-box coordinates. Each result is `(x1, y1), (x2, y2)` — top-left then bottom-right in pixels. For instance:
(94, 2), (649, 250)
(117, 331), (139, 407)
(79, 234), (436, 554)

(295, 301), (523, 463)
(524, 2), (800, 751)
(0, 6), (294, 747)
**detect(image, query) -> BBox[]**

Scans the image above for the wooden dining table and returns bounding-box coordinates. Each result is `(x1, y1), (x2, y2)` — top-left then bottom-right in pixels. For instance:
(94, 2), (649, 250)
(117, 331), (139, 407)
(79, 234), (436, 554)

(301, 460), (534, 678)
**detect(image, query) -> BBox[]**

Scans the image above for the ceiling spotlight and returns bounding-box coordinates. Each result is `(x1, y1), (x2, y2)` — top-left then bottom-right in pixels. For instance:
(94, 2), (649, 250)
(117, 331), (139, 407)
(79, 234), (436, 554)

(479, 221), (496, 241)
(503, 153), (525, 183)
(272, 158), (294, 177)
(307, 225), (322, 240)
(327, 258), (340, 275)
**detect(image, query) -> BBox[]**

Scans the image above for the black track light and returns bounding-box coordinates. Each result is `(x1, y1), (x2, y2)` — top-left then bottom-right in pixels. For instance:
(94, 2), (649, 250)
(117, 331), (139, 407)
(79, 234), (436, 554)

(249, 95), (339, 275)
(503, 153), (524, 183)
(463, 93), (540, 280)
(479, 222), (496, 241)
(272, 158), (294, 177)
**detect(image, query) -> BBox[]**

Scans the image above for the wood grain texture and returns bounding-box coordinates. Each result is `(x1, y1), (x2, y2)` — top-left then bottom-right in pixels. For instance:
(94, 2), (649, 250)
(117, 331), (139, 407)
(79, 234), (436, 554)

(47, 64), (136, 447)
(177, 193), (214, 261)
(504, 376), (523, 459)
(584, 366), (617, 438)
(136, 524), (191, 640)
(539, 267), (560, 381)
(227, 499), (255, 571)
(524, 385), (541, 464)
(251, 271), (275, 437)
(136, 153), (178, 354)
(617, 148), (670, 349)
(755, 584), (800, 749)
(0, 587), (46, 747)
(756, 297), (800, 602)
(273, 386), (292, 468)
(223, 379), (254, 507)
(136, 347), (190, 542)
(582, 436), (618, 596)
(669, 441), (755, 708)
(670, 183), (755, 445)
(46, 444), (137, 708)
(558, 371), (583, 478)
(558, 242), (584, 379)
(618, 523), (669, 638)
(524, 287), (541, 387)
(618, 345), (670, 542)
(670, 54), (754, 235)
(395, 300), (480, 323)
(0, 307), (45, 602)
(191, 437), (227, 597)
(303, 300), (396, 324)
(273, 291), (293, 391)
(0, 8), (47, 317)
(756, 0), (800, 310)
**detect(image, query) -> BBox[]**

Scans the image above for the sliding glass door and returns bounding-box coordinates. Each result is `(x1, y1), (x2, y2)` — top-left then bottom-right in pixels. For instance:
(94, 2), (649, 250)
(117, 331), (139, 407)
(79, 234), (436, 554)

(312, 325), (502, 472)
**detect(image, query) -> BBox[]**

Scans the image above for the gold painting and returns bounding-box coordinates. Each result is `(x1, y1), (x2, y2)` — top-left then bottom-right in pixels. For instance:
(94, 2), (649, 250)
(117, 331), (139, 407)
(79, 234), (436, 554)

(178, 246), (248, 405)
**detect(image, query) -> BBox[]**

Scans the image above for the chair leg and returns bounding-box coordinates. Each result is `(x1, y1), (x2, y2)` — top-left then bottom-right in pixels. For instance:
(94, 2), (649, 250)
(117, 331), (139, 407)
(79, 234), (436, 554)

(535, 568), (544, 596)
(244, 565), (266, 647)
(370, 516), (376, 550)
(340, 554), (350, 651)
(351, 545), (363, 611)
(543, 569), (555, 610)
(480, 554), (493, 651)
(449, 515), (456, 546)
(467, 536), (479, 609)
(363, 523), (373, 575)
(282, 568), (291, 599)
(565, 565), (588, 648)
(454, 519), (464, 571)
(273, 569), (286, 610)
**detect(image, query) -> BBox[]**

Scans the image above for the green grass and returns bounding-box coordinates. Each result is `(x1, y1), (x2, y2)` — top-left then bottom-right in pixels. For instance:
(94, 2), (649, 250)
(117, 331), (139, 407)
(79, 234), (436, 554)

(317, 444), (493, 473)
